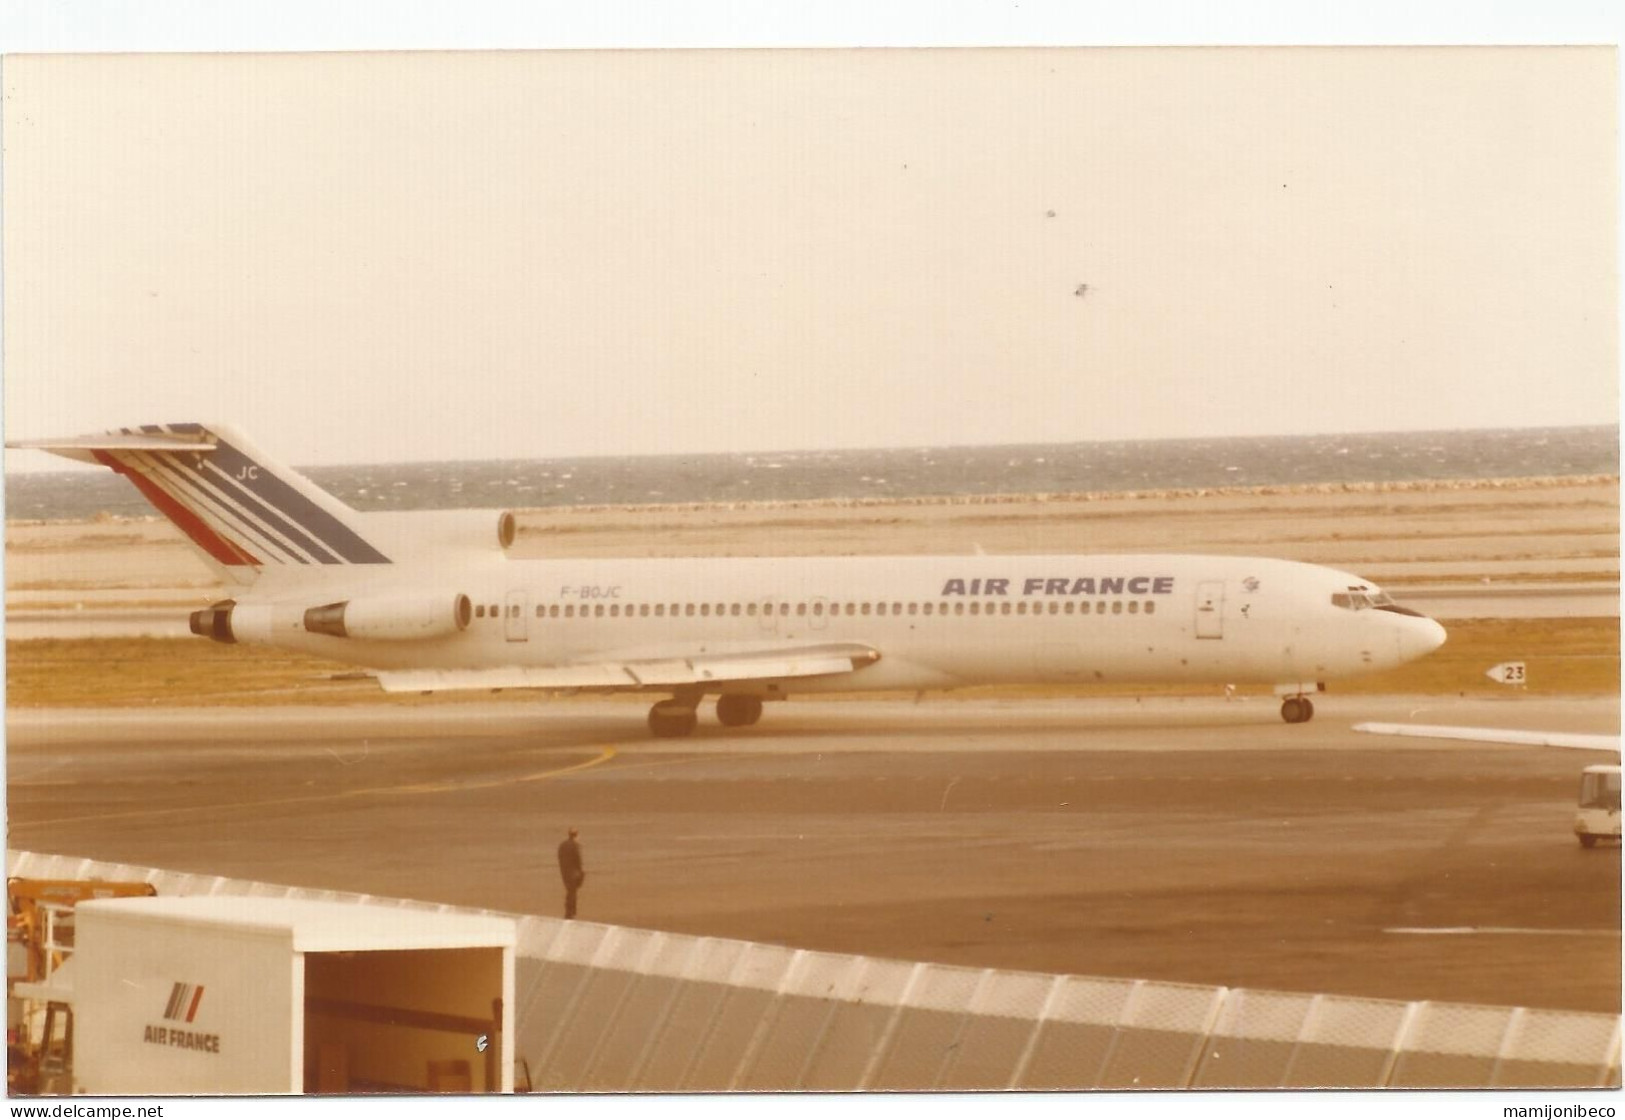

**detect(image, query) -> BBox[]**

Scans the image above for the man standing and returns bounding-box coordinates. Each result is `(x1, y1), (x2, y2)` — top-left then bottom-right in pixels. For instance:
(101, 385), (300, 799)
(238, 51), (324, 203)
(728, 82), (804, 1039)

(557, 827), (585, 919)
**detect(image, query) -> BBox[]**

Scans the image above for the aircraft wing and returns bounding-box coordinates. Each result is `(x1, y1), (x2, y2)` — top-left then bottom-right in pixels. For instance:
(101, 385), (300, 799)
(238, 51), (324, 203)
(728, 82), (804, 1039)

(1353, 722), (1620, 753)
(372, 641), (881, 694)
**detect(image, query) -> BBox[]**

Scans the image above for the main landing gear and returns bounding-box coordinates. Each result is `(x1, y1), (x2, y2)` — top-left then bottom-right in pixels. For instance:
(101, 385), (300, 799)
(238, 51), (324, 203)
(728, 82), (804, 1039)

(1280, 696), (1315, 724)
(646, 693), (766, 738)
(648, 697), (698, 738)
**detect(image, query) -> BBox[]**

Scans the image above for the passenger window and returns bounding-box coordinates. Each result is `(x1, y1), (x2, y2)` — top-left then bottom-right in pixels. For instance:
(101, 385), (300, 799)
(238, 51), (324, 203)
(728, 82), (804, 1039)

(475, 605), (485, 618)
(1064, 602), (1075, 614)
(843, 603), (854, 616)
(685, 604), (696, 616)
(592, 604), (603, 617)
(970, 602), (981, 615)
(954, 603), (965, 616)
(747, 603), (758, 616)
(1128, 601), (1139, 614)
(908, 603), (918, 616)
(655, 604), (665, 617)
(1004, 602), (1014, 615)
(564, 605), (575, 618)
(780, 603), (790, 615)
(1049, 602), (1060, 615)
(1145, 601), (1156, 615)
(535, 606), (543, 618)
(923, 603), (934, 616)
(1112, 601), (1122, 614)
(701, 604), (711, 617)
(812, 602), (823, 616)
(609, 604), (619, 617)
(862, 603), (872, 616)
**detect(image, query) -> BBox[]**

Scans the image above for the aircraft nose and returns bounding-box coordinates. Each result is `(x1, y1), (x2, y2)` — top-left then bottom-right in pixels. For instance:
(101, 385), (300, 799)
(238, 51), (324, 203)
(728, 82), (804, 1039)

(1401, 616), (1448, 661)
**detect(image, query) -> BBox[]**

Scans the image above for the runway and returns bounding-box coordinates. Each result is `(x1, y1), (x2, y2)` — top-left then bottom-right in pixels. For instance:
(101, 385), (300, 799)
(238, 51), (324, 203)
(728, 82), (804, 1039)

(7, 694), (1619, 1014)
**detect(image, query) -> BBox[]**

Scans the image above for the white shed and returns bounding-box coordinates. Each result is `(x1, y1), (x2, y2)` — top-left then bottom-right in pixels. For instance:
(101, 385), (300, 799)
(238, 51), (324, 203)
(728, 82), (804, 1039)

(70, 895), (516, 1095)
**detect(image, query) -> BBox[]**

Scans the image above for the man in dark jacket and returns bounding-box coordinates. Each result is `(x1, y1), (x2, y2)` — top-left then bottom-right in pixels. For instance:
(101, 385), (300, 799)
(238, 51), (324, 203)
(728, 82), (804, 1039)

(557, 827), (585, 919)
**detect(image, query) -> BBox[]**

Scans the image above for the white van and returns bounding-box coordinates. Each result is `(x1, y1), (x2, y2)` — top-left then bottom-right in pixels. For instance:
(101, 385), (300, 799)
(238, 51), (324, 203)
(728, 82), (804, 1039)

(1574, 764), (1621, 848)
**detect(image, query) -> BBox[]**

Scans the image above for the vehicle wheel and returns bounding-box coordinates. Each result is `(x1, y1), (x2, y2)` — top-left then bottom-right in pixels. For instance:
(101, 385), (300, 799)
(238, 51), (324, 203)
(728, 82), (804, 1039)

(716, 694), (764, 727)
(1579, 834), (1598, 849)
(1280, 697), (1305, 724)
(648, 700), (698, 738)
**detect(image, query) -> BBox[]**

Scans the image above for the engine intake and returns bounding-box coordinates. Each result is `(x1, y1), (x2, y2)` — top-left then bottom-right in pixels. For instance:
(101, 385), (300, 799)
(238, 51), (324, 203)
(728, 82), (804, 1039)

(303, 593), (473, 641)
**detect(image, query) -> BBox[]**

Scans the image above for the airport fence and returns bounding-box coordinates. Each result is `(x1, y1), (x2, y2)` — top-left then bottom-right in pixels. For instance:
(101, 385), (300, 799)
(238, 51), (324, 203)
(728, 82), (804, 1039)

(10, 849), (1620, 1090)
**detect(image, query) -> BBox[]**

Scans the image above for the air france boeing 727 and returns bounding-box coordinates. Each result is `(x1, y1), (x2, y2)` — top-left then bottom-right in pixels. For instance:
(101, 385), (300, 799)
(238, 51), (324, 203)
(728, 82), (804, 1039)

(11, 424), (1448, 737)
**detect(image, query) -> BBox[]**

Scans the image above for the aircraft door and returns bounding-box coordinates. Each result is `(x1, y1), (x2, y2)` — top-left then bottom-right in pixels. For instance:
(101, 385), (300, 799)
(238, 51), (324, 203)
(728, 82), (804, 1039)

(1195, 581), (1224, 639)
(505, 590), (529, 642)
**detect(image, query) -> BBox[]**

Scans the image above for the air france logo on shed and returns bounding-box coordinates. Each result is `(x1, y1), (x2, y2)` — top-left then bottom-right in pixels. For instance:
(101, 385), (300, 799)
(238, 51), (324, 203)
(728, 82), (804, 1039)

(164, 982), (205, 1023)
(144, 981), (221, 1053)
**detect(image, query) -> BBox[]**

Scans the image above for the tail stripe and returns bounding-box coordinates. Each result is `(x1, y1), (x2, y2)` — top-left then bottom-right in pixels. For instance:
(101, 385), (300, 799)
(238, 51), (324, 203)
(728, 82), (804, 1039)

(193, 455), (349, 563)
(96, 451), (261, 566)
(127, 450), (317, 566)
(113, 425), (390, 566)
(143, 450), (335, 565)
(207, 439), (389, 564)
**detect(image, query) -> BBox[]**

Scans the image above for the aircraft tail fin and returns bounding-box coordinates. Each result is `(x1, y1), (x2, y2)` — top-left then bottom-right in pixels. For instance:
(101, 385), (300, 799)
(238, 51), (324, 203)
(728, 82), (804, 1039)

(8, 423), (390, 583)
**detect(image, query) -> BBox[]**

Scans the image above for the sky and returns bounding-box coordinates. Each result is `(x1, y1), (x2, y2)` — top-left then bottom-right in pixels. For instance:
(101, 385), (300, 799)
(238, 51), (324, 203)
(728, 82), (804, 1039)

(1, 6), (1619, 471)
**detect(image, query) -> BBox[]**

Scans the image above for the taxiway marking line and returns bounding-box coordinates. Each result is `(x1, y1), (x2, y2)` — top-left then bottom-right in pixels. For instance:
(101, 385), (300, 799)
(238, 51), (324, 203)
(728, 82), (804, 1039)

(20, 745), (620, 827)
(1384, 926), (1620, 938)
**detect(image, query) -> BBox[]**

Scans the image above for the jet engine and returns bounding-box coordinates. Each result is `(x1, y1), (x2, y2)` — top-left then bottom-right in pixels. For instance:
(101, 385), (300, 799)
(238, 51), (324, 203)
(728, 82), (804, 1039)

(188, 599), (273, 645)
(302, 593), (474, 641)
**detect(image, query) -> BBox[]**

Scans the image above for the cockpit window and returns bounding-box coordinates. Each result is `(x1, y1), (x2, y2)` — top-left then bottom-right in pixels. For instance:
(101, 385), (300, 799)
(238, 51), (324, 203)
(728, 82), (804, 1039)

(1332, 587), (1426, 617)
(1332, 588), (1399, 610)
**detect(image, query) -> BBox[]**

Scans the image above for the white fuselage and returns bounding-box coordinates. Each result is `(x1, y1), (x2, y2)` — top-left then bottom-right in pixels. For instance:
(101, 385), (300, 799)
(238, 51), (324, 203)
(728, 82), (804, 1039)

(245, 552), (1446, 694)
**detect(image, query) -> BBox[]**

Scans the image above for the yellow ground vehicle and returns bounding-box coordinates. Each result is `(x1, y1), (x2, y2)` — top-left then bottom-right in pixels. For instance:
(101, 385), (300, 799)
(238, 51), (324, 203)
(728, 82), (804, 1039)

(7, 878), (157, 1094)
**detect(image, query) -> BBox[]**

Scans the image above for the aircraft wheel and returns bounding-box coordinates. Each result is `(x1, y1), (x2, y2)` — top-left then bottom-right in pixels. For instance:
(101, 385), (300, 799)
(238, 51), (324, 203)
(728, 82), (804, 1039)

(649, 700), (698, 738)
(1281, 697), (1310, 724)
(1580, 834), (1598, 849)
(716, 695), (764, 727)
(1300, 698), (1314, 722)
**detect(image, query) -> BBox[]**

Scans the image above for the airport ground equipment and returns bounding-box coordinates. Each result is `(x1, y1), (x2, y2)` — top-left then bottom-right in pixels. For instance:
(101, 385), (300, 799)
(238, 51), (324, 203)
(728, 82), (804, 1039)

(1575, 764), (1622, 848)
(64, 896), (516, 1095)
(6, 877), (156, 1094)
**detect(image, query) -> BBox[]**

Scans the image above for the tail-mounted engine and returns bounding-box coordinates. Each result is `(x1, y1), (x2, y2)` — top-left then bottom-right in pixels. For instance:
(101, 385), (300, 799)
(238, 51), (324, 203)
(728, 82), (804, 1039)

(191, 593), (473, 644)
(303, 593), (474, 641)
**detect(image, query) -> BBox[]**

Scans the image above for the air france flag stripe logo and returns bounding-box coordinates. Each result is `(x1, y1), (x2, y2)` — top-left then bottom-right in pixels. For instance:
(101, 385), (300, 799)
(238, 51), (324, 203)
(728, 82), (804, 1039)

(133, 450), (317, 565)
(95, 449), (261, 567)
(105, 425), (391, 566)
(164, 982), (205, 1023)
(141, 448), (338, 565)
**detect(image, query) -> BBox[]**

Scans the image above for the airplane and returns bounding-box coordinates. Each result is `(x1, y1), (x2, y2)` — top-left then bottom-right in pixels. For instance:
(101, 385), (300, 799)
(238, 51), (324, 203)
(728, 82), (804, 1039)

(8, 423), (1449, 738)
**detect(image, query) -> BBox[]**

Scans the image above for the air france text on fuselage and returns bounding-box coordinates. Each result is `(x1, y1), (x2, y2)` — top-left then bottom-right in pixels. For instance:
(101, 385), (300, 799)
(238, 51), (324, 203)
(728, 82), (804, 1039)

(941, 576), (1177, 597)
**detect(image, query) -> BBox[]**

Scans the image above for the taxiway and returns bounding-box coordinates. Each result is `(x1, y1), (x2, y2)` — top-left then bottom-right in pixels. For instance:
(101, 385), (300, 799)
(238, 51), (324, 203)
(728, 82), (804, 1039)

(7, 694), (1619, 1013)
